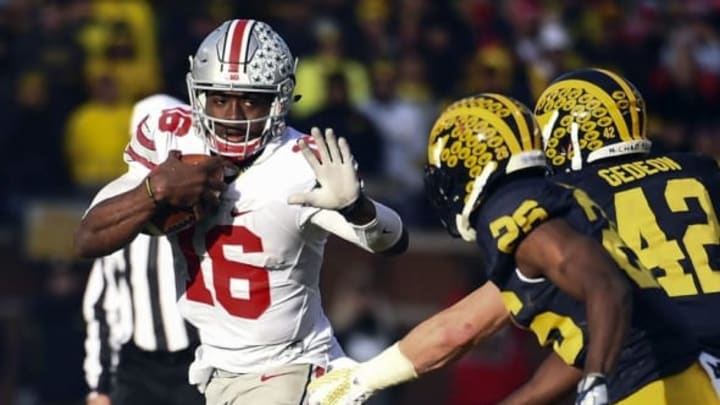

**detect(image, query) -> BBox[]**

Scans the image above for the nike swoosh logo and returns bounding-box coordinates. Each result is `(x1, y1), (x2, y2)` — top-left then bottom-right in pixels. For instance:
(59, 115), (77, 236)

(259, 371), (293, 382)
(231, 209), (251, 217)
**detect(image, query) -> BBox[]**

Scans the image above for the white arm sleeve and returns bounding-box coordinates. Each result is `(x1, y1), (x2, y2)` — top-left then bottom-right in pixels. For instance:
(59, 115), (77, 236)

(309, 199), (403, 253)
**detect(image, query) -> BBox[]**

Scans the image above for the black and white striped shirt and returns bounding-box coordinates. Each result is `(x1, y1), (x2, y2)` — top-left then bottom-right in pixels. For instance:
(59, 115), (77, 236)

(82, 234), (198, 393)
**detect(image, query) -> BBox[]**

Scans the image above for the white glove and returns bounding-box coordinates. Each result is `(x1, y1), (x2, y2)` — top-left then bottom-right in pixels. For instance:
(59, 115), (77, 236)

(576, 373), (608, 405)
(288, 127), (361, 210)
(307, 364), (375, 405)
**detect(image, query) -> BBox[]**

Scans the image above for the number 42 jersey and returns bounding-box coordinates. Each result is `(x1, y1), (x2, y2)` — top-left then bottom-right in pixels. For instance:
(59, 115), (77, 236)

(97, 105), (345, 376)
(473, 175), (699, 403)
(553, 153), (720, 356)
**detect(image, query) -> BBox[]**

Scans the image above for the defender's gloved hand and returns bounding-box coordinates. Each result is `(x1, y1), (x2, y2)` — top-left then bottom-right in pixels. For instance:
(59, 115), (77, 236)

(307, 364), (374, 405)
(308, 343), (417, 405)
(576, 373), (609, 405)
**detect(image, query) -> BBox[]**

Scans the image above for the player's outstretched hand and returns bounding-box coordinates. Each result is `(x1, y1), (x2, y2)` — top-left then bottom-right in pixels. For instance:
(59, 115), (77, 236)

(288, 127), (361, 210)
(148, 150), (227, 208)
(307, 362), (374, 405)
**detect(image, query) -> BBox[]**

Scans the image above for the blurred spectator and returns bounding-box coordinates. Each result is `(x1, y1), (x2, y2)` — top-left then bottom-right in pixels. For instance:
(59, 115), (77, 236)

(329, 268), (398, 405)
(564, 0), (625, 65)
(154, 0), (238, 99)
(613, 1), (664, 88)
(360, 61), (432, 225)
(2, 1), (87, 200)
(526, 16), (583, 100)
(650, 15), (720, 124)
(292, 18), (370, 119)
(453, 0), (505, 43)
(649, 117), (693, 154)
(300, 71), (384, 180)
(354, 0), (394, 61)
(692, 118), (720, 161)
(64, 74), (133, 195)
(9, 1), (87, 111)
(395, 0), (474, 99)
(79, 0), (161, 102)
(264, 1), (315, 56)
(395, 52), (433, 103)
(460, 44), (515, 96)
(503, 0), (543, 67)
(24, 262), (87, 405)
(3, 71), (72, 197)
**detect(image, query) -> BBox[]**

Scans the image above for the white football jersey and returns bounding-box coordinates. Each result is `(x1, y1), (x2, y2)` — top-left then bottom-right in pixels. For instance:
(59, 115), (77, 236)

(100, 104), (343, 375)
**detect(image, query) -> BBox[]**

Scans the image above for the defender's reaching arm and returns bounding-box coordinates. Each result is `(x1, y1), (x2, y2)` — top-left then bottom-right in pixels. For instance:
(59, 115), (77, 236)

(307, 282), (509, 404)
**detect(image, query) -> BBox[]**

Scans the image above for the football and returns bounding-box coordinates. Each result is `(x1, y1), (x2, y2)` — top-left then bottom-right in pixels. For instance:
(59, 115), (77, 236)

(144, 154), (222, 235)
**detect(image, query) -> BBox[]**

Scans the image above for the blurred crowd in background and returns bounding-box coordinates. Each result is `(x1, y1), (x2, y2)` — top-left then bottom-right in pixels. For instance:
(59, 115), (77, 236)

(0, 0), (719, 404)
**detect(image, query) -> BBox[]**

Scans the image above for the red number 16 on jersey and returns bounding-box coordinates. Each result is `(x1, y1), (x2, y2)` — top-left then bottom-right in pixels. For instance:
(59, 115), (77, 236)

(179, 225), (271, 319)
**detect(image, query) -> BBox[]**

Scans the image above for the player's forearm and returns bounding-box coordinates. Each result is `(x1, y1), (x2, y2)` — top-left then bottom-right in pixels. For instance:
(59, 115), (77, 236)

(398, 323), (474, 374)
(314, 198), (406, 255)
(584, 283), (629, 374)
(349, 198), (405, 255)
(499, 352), (580, 405)
(400, 282), (509, 374)
(307, 287), (510, 404)
(576, 253), (631, 374)
(539, 228), (631, 376)
(347, 284), (510, 394)
(399, 312), (475, 374)
(75, 185), (157, 258)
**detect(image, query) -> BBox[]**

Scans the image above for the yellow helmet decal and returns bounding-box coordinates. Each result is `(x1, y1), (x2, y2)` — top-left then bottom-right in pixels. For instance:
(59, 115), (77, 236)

(425, 93), (546, 240)
(495, 94), (538, 150)
(428, 94), (540, 167)
(535, 68), (650, 172)
(427, 93), (544, 206)
(600, 68), (644, 140)
(536, 78), (633, 143)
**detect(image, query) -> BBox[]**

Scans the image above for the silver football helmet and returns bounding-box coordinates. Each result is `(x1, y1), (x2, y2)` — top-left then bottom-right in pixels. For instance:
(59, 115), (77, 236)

(186, 19), (297, 160)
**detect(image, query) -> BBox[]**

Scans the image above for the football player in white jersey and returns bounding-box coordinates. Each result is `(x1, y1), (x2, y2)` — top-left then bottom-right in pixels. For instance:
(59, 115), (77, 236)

(74, 19), (408, 405)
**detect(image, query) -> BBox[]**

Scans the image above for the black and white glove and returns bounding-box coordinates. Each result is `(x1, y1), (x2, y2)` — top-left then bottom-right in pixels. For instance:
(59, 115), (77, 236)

(576, 373), (609, 405)
(288, 127), (361, 210)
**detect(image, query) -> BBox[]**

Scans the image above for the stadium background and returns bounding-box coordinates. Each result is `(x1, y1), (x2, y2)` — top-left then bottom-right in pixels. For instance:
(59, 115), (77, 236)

(0, 0), (718, 404)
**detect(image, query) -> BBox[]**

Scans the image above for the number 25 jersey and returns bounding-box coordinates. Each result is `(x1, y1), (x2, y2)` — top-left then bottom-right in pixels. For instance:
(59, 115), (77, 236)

(474, 175), (699, 403)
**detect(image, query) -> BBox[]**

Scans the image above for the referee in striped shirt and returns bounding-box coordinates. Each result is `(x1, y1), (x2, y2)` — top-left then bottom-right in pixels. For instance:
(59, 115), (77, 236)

(82, 233), (203, 405)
